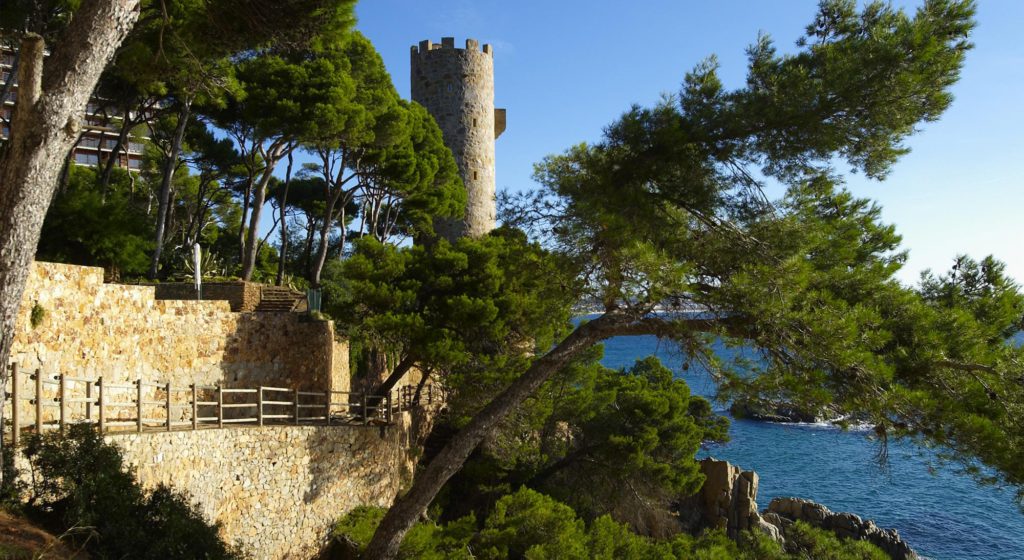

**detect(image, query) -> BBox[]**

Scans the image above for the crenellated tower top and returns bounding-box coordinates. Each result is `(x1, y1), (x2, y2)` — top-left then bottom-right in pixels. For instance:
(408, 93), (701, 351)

(410, 37), (494, 56)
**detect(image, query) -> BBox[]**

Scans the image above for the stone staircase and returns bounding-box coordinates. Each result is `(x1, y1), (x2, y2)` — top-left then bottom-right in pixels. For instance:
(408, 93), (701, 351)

(255, 286), (304, 313)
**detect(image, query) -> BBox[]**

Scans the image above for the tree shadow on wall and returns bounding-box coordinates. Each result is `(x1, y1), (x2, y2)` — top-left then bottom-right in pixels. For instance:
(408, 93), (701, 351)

(219, 313), (329, 390)
(299, 420), (417, 508)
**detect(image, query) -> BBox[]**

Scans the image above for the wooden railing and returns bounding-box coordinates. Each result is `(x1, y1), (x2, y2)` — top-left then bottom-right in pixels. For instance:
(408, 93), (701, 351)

(4, 363), (433, 445)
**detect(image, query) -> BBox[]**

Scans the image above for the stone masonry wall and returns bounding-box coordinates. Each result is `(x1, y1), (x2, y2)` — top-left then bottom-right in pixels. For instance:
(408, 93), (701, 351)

(154, 281), (263, 312)
(411, 37), (499, 240)
(5, 262), (412, 559)
(102, 420), (416, 559)
(8, 262), (349, 427)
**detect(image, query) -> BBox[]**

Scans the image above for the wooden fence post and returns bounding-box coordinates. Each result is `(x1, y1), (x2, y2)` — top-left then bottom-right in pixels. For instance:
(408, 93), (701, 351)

(136, 380), (143, 433)
(257, 387), (264, 427)
(85, 380), (93, 423)
(191, 384), (198, 430)
(97, 377), (105, 433)
(362, 392), (369, 426)
(11, 363), (19, 446)
(294, 388), (300, 426)
(325, 390), (331, 426)
(58, 373), (66, 434)
(386, 390), (392, 425)
(165, 382), (172, 432)
(217, 386), (223, 429)
(34, 368), (42, 434)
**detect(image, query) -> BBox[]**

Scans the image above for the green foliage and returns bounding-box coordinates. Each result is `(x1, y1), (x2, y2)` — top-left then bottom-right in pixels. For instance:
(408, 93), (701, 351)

(332, 505), (385, 549)
(0, 445), (25, 511)
(333, 506), (476, 560)
(444, 353), (729, 529)
(226, 45), (357, 144)
(107, 0), (358, 108)
(334, 488), (887, 560)
(21, 425), (243, 559)
(709, 184), (1024, 495)
(29, 302), (46, 329)
(398, 100), (466, 232)
(537, 356), (727, 512)
(356, 99), (466, 241)
(779, 521), (889, 560)
(475, 488), (589, 560)
(320, 259), (350, 318)
(0, 0), (79, 41)
(337, 227), (576, 387)
(512, 0), (1024, 499)
(36, 166), (154, 277)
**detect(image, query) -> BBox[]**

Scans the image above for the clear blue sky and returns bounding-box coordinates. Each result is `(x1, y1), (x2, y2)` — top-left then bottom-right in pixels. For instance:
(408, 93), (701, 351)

(351, 0), (1023, 285)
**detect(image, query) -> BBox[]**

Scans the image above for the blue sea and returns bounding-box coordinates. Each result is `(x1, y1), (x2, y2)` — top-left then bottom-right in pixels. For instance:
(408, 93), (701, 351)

(599, 331), (1024, 560)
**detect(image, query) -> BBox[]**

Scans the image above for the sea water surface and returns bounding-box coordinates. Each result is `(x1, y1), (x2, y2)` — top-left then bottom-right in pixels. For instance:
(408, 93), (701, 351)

(598, 330), (1024, 560)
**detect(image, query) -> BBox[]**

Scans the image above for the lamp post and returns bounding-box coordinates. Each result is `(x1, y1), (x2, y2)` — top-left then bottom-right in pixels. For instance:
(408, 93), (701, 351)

(193, 243), (202, 300)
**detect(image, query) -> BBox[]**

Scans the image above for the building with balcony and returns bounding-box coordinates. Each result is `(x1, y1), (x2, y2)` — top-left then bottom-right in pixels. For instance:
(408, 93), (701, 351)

(1, 47), (148, 171)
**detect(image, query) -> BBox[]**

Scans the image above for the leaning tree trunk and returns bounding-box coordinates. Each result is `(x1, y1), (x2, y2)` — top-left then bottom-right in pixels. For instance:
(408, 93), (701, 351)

(361, 312), (628, 559)
(0, 0), (141, 485)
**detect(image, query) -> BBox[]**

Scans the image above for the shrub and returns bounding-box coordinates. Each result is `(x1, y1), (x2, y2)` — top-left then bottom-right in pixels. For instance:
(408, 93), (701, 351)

(782, 521), (890, 560)
(21, 424), (244, 559)
(29, 303), (46, 329)
(333, 488), (891, 560)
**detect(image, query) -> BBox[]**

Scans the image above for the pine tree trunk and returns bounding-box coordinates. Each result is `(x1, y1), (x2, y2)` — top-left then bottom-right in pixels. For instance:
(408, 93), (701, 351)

(311, 215), (332, 286)
(240, 162), (277, 281)
(361, 313), (627, 559)
(98, 104), (133, 197)
(275, 151), (294, 286)
(148, 98), (192, 279)
(0, 0), (141, 486)
(300, 221), (311, 278)
(310, 193), (342, 287)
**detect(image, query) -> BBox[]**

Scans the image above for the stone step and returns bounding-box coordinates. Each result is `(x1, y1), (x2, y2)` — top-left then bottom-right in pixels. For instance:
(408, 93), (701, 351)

(255, 287), (304, 313)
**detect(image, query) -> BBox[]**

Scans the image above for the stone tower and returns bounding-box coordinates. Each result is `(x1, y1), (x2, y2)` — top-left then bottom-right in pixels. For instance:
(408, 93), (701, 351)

(411, 37), (506, 241)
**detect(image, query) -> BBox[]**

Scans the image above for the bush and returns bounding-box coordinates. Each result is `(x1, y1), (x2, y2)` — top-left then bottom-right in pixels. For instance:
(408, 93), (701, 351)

(21, 425), (244, 559)
(332, 505), (475, 560)
(333, 487), (890, 560)
(782, 521), (889, 560)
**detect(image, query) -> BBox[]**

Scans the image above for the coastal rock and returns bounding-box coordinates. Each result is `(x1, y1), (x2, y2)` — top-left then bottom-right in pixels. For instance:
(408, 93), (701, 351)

(693, 458), (769, 540)
(683, 460), (920, 560)
(729, 397), (838, 424)
(765, 497), (919, 560)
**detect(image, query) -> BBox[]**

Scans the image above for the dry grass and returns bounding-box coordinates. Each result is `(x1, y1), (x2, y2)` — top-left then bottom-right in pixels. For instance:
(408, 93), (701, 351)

(0, 511), (89, 559)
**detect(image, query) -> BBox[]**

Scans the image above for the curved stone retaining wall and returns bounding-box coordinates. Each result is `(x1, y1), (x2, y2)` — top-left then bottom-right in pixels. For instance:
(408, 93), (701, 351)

(106, 419), (416, 559)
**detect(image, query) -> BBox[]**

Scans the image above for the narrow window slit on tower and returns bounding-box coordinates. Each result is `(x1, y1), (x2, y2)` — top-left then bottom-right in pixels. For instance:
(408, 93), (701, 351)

(473, 171), (478, 180)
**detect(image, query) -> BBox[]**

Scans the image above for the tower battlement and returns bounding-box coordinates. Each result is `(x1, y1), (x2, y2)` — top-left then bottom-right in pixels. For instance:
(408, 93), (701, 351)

(410, 37), (493, 56)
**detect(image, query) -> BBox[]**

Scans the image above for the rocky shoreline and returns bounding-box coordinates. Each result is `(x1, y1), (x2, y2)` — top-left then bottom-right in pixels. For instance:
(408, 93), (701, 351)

(692, 458), (919, 560)
(729, 397), (846, 425)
